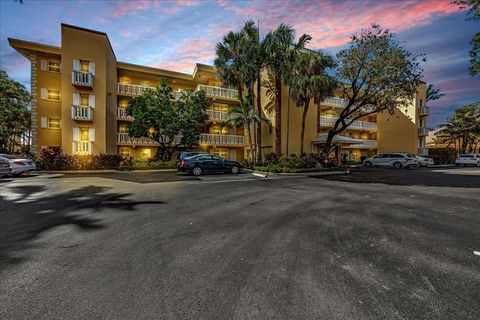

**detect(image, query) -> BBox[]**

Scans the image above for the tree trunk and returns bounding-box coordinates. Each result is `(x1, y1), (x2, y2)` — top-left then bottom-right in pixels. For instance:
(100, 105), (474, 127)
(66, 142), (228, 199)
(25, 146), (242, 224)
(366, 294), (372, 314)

(274, 75), (282, 155)
(256, 74), (262, 164)
(300, 101), (309, 155)
(237, 82), (253, 161)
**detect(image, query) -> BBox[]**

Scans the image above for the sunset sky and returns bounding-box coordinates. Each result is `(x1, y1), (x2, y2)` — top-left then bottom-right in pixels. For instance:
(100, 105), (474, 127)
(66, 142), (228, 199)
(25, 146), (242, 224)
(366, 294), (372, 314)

(1, 0), (478, 126)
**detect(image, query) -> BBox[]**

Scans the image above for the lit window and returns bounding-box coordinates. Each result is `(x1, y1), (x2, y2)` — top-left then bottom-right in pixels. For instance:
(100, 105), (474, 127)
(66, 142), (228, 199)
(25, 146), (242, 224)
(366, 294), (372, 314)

(48, 61), (60, 72)
(119, 124), (129, 133)
(120, 78), (130, 84)
(119, 147), (130, 157)
(80, 60), (89, 72)
(48, 118), (60, 129)
(211, 126), (228, 135)
(80, 128), (89, 141)
(212, 148), (228, 158)
(212, 103), (229, 112)
(47, 90), (61, 101)
(141, 148), (151, 158)
(80, 94), (89, 106)
(119, 100), (129, 108)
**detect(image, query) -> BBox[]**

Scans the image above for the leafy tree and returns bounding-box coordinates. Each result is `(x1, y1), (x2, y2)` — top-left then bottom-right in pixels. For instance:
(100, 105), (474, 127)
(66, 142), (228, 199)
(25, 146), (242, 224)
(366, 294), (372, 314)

(453, 0), (480, 76)
(262, 24), (311, 155)
(289, 50), (337, 154)
(127, 81), (208, 161)
(426, 83), (445, 102)
(0, 69), (31, 154)
(435, 102), (480, 152)
(321, 25), (424, 158)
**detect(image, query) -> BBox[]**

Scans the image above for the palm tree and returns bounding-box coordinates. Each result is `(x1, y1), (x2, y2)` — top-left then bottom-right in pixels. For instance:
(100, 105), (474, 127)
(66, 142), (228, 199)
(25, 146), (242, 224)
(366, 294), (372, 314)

(289, 50), (337, 154)
(263, 24), (311, 155)
(426, 83), (445, 102)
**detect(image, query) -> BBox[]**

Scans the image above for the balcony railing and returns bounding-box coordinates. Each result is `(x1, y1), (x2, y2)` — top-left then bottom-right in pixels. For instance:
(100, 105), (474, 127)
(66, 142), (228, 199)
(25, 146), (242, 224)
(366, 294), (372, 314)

(319, 116), (377, 131)
(343, 139), (378, 149)
(117, 108), (133, 120)
(71, 105), (93, 121)
(206, 109), (240, 122)
(321, 97), (348, 108)
(72, 71), (93, 87)
(418, 107), (429, 116)
(200, 133), (244, 145)
(73, 141), (92, 155)
(196, 85), (239, 100)
(418, 147), (429, 155)
(418, 127), (429, 136)
(117, 83), (156, 96)
(117, 133), (159, 145)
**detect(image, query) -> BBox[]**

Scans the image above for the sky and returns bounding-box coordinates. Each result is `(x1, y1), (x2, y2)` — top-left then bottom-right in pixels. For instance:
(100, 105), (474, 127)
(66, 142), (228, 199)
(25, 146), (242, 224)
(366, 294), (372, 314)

(0, 0), (479, 127)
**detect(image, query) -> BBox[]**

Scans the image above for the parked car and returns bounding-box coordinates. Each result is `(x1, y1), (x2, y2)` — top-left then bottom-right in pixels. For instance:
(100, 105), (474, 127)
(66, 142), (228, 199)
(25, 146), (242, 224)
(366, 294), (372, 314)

(455, 154), (480, 167)
(0, 158), (11, 177)
(416, 156), (435, 167)
(177, 154), (242, 176)
(363, 153), (418, 169)
(0, 154), (37, 175)
(176, 151), (209, 166)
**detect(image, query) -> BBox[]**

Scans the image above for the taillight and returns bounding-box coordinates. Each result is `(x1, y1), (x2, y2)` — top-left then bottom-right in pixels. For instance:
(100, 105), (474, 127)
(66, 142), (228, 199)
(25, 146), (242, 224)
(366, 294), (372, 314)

(14, 161), (26, 166)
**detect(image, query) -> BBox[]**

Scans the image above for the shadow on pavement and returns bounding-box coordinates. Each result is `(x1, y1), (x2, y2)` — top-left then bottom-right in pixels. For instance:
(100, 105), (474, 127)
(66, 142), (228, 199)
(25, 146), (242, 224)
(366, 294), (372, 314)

(0, 185), (164, 267)
(310, 167), (480, 188)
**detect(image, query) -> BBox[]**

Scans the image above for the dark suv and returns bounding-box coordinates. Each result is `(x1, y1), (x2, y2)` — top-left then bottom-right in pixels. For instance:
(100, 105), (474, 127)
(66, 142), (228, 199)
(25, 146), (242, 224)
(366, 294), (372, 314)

(177, 154), (242, 176)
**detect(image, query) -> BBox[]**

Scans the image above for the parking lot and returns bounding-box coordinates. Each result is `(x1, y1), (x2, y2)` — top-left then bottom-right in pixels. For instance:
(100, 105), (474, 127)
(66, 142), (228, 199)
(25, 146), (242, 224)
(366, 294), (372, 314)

(1, 166), (479, 319)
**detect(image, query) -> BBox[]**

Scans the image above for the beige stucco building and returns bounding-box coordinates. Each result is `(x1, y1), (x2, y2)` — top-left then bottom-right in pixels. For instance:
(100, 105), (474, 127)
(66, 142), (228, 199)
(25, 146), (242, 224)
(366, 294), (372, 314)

(9, 24), (428, 162)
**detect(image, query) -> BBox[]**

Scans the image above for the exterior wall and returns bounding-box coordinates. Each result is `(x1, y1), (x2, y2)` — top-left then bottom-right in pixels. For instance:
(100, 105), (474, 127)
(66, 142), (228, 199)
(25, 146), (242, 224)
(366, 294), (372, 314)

(377, 107), (418, 154)
(105, 43), (117, 154)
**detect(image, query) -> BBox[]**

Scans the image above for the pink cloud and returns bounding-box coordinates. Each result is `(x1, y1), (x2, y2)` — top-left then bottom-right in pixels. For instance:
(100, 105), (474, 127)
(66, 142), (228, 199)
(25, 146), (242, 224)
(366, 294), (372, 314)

(111, 0), (197, 17)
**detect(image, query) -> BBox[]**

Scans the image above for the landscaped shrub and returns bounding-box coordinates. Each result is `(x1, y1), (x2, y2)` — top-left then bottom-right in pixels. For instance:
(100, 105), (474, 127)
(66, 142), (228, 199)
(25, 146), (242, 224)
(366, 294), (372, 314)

(428, 147), (457, 164)
(118, 157), (176, 170)
(37, 148), (123, 170)
(37, 147), (74, 170)
(264, 152), (281, 166)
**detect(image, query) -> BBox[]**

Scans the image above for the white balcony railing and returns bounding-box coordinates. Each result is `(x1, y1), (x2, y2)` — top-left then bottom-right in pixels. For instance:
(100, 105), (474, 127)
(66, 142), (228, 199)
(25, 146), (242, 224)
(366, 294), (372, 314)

(418, 147), (429, 155)
(343, 139), (378, 149)
(418, 127), (429, 136)
(71, 105), (93, 121)
(72, 71), (93, 87)
(319, 116), (377, 131)
(196, 85), (239, 100)
(321, 97), (348, 108)
(117, 108), (133, 120)
(117, 133), (159, 145)
(206, 109), (240, 122)
(200, 133), (244, 145)
(73, 141), (92, 155)
(418, 107), (429, 116)
(117, 83), (156, 96)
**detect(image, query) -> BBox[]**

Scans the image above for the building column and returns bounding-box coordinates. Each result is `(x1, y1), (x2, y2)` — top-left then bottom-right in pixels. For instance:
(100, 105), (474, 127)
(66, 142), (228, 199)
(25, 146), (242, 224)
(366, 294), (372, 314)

(29, 53), (38, 154)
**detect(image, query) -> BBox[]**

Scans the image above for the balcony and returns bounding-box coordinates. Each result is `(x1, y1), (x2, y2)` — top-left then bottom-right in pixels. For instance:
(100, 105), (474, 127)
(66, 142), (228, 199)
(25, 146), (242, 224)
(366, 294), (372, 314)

(319, 116), (377, 131)
(73, 141), (92, 155)
(418, 127), (429, 136)
(117, 108), (133, 120)
(196, 85), (239, 100)
(206, 109), (240, 122)
(72, 71), (93, 88)
(200, 133), (244, 145)
(418, 106), (429, 116)
(117, 83), (156, 96)
(321, 97), (348, 108)
(343, 139), (378, 149)
(418, 147), (429, 155)
(71, 105), (93, 121)
(117, 133), (159, 145)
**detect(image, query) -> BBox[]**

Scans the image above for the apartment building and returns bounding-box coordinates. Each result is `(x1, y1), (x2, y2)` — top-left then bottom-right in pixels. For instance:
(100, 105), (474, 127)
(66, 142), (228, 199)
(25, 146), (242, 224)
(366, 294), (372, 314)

(9, 23), (428, 162)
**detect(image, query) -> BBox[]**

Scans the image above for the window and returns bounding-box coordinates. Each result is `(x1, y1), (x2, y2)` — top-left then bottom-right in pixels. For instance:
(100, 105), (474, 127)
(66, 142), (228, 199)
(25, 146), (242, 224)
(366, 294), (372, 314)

(48, 118), (60, 129)
(47, 90), (60, 101)
(119, 147), (130, 157)
(419, 99), (423, 108)
(212, 148), (228, 158)
(48, 61), (60, 72)
(120, 78), (130, 84)
(141, 148), (151, 158)
(80, 128), (89, 141)
(119, 124), (129, 133)
(80, 94), (89, 106)
(80, 60), (89, 72)
(211, 125), (228, 135)
(119, 100), (129, 108)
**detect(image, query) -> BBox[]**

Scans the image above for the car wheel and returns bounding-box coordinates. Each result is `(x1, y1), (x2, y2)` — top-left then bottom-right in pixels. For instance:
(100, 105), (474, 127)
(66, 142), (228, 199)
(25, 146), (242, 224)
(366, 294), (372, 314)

(192, 166), (202, 176)
(393, 162), (403, 169)
(364, 161), (372, 167)
(231, 165), (239, 174)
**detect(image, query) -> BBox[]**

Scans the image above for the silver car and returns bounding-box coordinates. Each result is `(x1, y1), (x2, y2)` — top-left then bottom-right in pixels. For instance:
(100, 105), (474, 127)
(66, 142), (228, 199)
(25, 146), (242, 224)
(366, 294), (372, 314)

(0, 158), (11, 177)
(0, 154), (37, 176)
(363, 153), (418, 169)
(455, 154), (480, 167)
(417, 156), (435, 167)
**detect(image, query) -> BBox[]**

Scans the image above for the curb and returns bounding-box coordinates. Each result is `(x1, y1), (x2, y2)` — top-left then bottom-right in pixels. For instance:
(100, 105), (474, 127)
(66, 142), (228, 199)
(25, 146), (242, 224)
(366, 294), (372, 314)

(37, 169), (177, 174)
(247, 169), (349, 177)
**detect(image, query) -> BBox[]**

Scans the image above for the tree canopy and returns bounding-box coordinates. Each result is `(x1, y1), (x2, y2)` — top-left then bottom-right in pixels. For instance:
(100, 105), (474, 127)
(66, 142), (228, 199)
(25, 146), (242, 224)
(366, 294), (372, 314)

(453, 0), (480, 76)
(0, 69), (31, 154)
(127, 81), (208, 161)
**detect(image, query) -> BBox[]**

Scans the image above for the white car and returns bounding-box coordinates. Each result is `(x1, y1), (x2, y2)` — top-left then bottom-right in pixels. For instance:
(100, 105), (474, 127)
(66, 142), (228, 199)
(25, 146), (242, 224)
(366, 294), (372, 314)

(417, 156), (435, 167)
(363, 153), (418, 169)
(0, 154), (37, 175)
(455, 154), (480, 167)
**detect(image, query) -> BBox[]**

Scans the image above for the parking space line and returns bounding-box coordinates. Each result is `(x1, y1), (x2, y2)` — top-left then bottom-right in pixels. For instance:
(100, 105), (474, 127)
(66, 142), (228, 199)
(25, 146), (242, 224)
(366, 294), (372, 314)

(474, 251), (480, 256)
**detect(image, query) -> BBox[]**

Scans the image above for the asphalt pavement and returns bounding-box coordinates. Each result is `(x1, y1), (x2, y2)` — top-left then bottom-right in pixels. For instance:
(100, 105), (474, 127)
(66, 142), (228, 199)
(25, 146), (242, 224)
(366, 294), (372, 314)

(1, 167), (479, 319)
